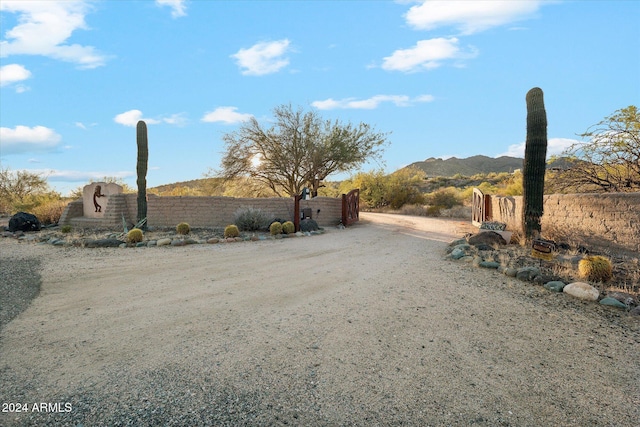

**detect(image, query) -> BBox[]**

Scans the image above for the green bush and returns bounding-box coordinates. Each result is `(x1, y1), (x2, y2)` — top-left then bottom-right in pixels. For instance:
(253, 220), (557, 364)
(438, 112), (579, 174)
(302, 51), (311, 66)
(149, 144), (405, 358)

(224, 224), (240, 238)
(234, 206), (271, 231)
(31, 199), (68, 225)
(60, 225), (72, 233)
(282, 221), (295, 234)
(269, 221), (283, 235)
(425, 188), (461, 209)
(127, 228), (144, 243)
(176, 222), (191, 235)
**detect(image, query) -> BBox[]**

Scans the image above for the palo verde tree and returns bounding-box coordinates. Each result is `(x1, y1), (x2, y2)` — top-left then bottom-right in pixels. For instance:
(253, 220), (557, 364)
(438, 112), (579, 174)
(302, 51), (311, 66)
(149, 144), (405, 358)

(522, 87), (548, 241)
(136, 120), (148, 229)
(549, 105), (639, 193)
(218, 104), (388, 197)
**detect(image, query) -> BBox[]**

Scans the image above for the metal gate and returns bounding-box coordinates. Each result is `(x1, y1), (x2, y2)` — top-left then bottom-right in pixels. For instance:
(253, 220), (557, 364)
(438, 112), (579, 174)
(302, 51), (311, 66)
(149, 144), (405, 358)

(341, 188), (359, 226)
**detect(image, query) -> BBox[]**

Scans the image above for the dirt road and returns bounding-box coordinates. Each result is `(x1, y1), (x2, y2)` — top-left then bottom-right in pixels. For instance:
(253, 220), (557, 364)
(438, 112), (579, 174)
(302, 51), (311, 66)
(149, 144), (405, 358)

(1, 213), (638, 426)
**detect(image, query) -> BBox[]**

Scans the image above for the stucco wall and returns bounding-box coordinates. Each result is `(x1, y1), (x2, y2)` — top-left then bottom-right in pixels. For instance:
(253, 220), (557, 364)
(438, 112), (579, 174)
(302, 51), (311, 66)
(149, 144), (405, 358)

(488, 192), (640, 254)
(63, 194), (344, 229)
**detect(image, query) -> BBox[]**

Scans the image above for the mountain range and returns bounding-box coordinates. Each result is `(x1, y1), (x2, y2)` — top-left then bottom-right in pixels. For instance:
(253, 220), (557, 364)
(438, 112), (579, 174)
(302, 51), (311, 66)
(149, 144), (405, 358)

(403, 155), (524, 177)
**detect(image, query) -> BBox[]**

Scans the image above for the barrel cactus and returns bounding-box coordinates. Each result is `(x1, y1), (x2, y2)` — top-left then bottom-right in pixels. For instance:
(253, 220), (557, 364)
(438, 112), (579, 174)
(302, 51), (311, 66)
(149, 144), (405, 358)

(522, 87), (548, 241)
(127, 228), (144, 243)
(282, 221), (295, 234)
(136, 120), (149, 230)
(579, 255), (613, 282)
(224, 224), (239, 238)
(270, 221), (283, 235)
(176, 222), (191, 235)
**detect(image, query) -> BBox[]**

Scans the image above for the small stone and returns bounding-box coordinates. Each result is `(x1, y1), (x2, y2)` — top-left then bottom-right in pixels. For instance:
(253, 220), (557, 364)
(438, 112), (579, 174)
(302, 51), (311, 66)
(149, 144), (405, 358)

(474, 243), (495, 251)
(516, 267), (540, 282)
(86, 238), (124, 248)
(479, 261), (500, 269)
(119, 243), (127, 248)
(235, 237), (244, 242)
(460, 256), (474, 263)
(629, 306), (640, 316)
(563, 282), (599, 301)
(503, 267), (517, 277)
(450, 248), (466, 260)
(448, 238), (467, 247)
(295, 232), (303, 237)
(544, 281), (566, 292)
(136, 242), (146, 247)
(599, 297), (628, 309)
(207, 238), (219, 244)
(157, 238), (172, 246)
(171, 239), (186, 246)
(605, 291), (637, 307)
(250, 236), (259, 241)
(147, 240), (157, 247)
(185, 238), (198, 245)
(226, 237), (236, 243)
(472, 256), (483, 267)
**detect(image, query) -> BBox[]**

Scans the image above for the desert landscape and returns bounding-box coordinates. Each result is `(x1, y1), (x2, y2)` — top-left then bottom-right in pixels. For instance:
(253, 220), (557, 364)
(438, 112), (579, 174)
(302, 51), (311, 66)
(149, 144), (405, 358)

(0, 212), (638, 426)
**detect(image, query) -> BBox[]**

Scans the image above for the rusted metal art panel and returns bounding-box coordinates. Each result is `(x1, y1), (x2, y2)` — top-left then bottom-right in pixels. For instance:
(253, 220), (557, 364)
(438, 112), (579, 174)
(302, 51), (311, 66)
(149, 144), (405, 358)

(341, 189), (360, 226)
(472, 188), (487, 227)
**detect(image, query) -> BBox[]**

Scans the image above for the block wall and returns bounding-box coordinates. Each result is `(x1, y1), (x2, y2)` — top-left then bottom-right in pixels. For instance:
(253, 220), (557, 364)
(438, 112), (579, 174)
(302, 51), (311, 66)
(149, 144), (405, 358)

(63, 195), (344, 229)
(489, 192), (640, 254)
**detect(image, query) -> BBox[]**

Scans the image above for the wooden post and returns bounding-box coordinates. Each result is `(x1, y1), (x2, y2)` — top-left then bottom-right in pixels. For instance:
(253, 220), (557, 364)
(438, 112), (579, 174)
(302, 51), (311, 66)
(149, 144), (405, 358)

(294, 194), (301, 232)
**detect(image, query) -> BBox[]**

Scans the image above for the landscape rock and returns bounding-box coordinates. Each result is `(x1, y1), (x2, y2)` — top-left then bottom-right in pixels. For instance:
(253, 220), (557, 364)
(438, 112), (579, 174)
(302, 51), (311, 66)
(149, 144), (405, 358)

(599, 297), (628, 309)
(629, 306), (640, 316)
(563, 282), (599, 301)
(544, 281), (566, 292)
(479, 261), (500, 269)
(605, 291), (637, 307)
(503, 267), (518, 277)
(300, 218), (319, 232)
(85, 238), (124, 248)
(450, 248), (466, 260)
(171, 239), (186, 246)
(157, 238), (172, 246)
(8, 212), (41, 232)
(516, 267), (540, 282)
(207, 238), (219, 244)
(466, 231), (506, 247)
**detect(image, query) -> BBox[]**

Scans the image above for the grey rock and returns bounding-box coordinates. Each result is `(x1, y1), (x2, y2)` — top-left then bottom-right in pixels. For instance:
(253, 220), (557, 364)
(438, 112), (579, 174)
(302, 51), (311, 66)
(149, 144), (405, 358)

(516, 267), (540, 281)
(448, 238), (467, 247)
(157, 238), (172, 246)
(544, 281), (566, 292)
(147, 240), (157, 247)
(8, 212), (41, 232)
(475, 243), (495, 251)
(136, 242), (147, 247)
(479, 261), (500, 269)
(605, 291), (637, 307)
(171, 239), (186, 246)
(599, 297), (628, 309)
(85, 238), (124, 248)
(503, 267), (518, 277)
(467, 231), (506, 247)
(629, 306), (640, 316)
(450, 248), (466, 260)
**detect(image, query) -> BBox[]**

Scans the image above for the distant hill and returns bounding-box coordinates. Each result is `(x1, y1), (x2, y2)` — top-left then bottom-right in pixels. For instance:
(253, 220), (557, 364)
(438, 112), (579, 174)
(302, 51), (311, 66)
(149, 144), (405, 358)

(403, 155), (523, 177)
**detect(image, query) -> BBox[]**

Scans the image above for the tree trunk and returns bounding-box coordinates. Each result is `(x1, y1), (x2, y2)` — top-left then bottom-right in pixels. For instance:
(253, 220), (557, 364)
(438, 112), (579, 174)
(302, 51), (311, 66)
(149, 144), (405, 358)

(136, 120), (148, 229)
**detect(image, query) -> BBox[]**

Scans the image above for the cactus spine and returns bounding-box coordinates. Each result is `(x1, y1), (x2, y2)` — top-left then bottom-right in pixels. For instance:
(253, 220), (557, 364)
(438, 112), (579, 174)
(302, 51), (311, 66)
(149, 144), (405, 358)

(136, 120), (148, 229)
(522, 87), (548, 241)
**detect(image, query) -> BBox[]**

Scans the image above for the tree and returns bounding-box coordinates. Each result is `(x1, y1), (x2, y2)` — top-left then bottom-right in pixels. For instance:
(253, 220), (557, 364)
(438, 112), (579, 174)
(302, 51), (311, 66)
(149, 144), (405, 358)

(549, 105), (639, 193)
(218, 104), (388, 197)
(339, 167), (425, 209)
(0, 167), (50, 213)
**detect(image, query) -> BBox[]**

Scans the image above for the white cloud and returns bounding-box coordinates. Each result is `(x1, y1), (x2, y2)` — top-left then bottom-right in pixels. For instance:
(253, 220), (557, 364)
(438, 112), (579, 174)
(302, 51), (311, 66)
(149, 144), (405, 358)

(162, 113), (188, 126)
(201, 107), (253, 124)
(405, 0), (543, 35)
(0, 63), (32, 86)
(498, 138), (579, 158)
(114, 110), (160, 127)
(0, 125), (62, 154)
(312, 94), (434, 110)
(0, 0), (109, 69)
(231, 39), (292, 76)
(382, 37), (477, 72)
(28, 169), (134, 182)
(155, 0), (187, 18)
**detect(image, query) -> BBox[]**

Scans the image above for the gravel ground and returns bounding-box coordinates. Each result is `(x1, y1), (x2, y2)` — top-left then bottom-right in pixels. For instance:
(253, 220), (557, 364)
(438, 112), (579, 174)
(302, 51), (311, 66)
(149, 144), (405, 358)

(1, 214), (638, 426)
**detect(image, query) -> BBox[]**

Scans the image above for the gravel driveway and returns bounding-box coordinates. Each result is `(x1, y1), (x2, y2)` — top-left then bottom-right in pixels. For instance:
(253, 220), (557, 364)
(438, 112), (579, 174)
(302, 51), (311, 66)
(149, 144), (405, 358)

(1, 213), (638, 426)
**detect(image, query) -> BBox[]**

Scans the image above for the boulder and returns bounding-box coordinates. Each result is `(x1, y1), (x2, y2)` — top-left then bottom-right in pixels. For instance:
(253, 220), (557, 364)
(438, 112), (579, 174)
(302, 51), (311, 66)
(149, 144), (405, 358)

(8, 212), (41, 232)
(300, 218), (319, 232)
(544, 281), (566, 292)
(605, 291), (637, 307)
(467, 231), (506, 247)
(563, 282), (599, 301)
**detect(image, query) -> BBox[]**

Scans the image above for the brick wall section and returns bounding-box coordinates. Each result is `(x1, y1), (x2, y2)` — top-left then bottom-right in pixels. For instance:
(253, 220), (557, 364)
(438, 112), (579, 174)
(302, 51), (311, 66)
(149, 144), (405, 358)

(61, 195), (344, 229)
(489, 192), (640, 254)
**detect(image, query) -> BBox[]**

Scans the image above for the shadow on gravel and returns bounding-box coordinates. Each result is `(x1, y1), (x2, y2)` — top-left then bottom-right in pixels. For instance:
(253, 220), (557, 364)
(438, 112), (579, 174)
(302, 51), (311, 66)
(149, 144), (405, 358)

(0, 255), (42, 331)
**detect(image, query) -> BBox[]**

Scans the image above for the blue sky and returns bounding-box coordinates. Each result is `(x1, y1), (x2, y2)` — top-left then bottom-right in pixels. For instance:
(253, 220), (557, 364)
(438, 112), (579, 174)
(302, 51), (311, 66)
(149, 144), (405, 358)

(1, 0), (638, 196)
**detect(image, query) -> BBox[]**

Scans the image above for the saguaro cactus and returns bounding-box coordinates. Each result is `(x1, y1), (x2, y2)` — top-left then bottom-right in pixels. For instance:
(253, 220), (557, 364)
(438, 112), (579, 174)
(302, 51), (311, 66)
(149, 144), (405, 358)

(522, 87), (548, 241)
(136, 120), (148, 229)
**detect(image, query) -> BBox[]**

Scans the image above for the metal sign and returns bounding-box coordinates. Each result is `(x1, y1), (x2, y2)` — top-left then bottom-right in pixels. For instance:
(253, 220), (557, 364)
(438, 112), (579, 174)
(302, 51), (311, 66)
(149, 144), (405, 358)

(531, 238), (556, 261)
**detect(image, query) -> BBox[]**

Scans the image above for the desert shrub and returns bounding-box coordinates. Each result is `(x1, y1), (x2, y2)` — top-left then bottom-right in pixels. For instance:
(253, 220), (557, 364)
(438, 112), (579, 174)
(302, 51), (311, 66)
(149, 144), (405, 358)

(234, 207), (271, 231)
(270, 221), (283, 235)
(425, 205), (442, 217)
(31, 199), (68, 225)
(224, 224), (240, 238)
(399, 204), (428, 216)
(425, 187), (461, 209)
(176, 222), (191, 235)
(282, 221), (295, 234)
(440, 205), (472, 219)
(60, 225), (72, 233)
(127, 228), (144, 243)
(300, 218), (319, 232)
(579, 255), (613, 282)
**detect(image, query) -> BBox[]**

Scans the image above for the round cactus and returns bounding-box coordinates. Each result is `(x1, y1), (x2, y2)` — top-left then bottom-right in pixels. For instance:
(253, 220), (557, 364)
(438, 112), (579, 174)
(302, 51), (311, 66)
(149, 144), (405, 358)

(270, 221), (283, 235)
(127, 228), (144, 243)
(578, 255), (613, 282)
(176, 222), (191, 235)
(282, 221), (295, 234)
(224, 224), (240, 238)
